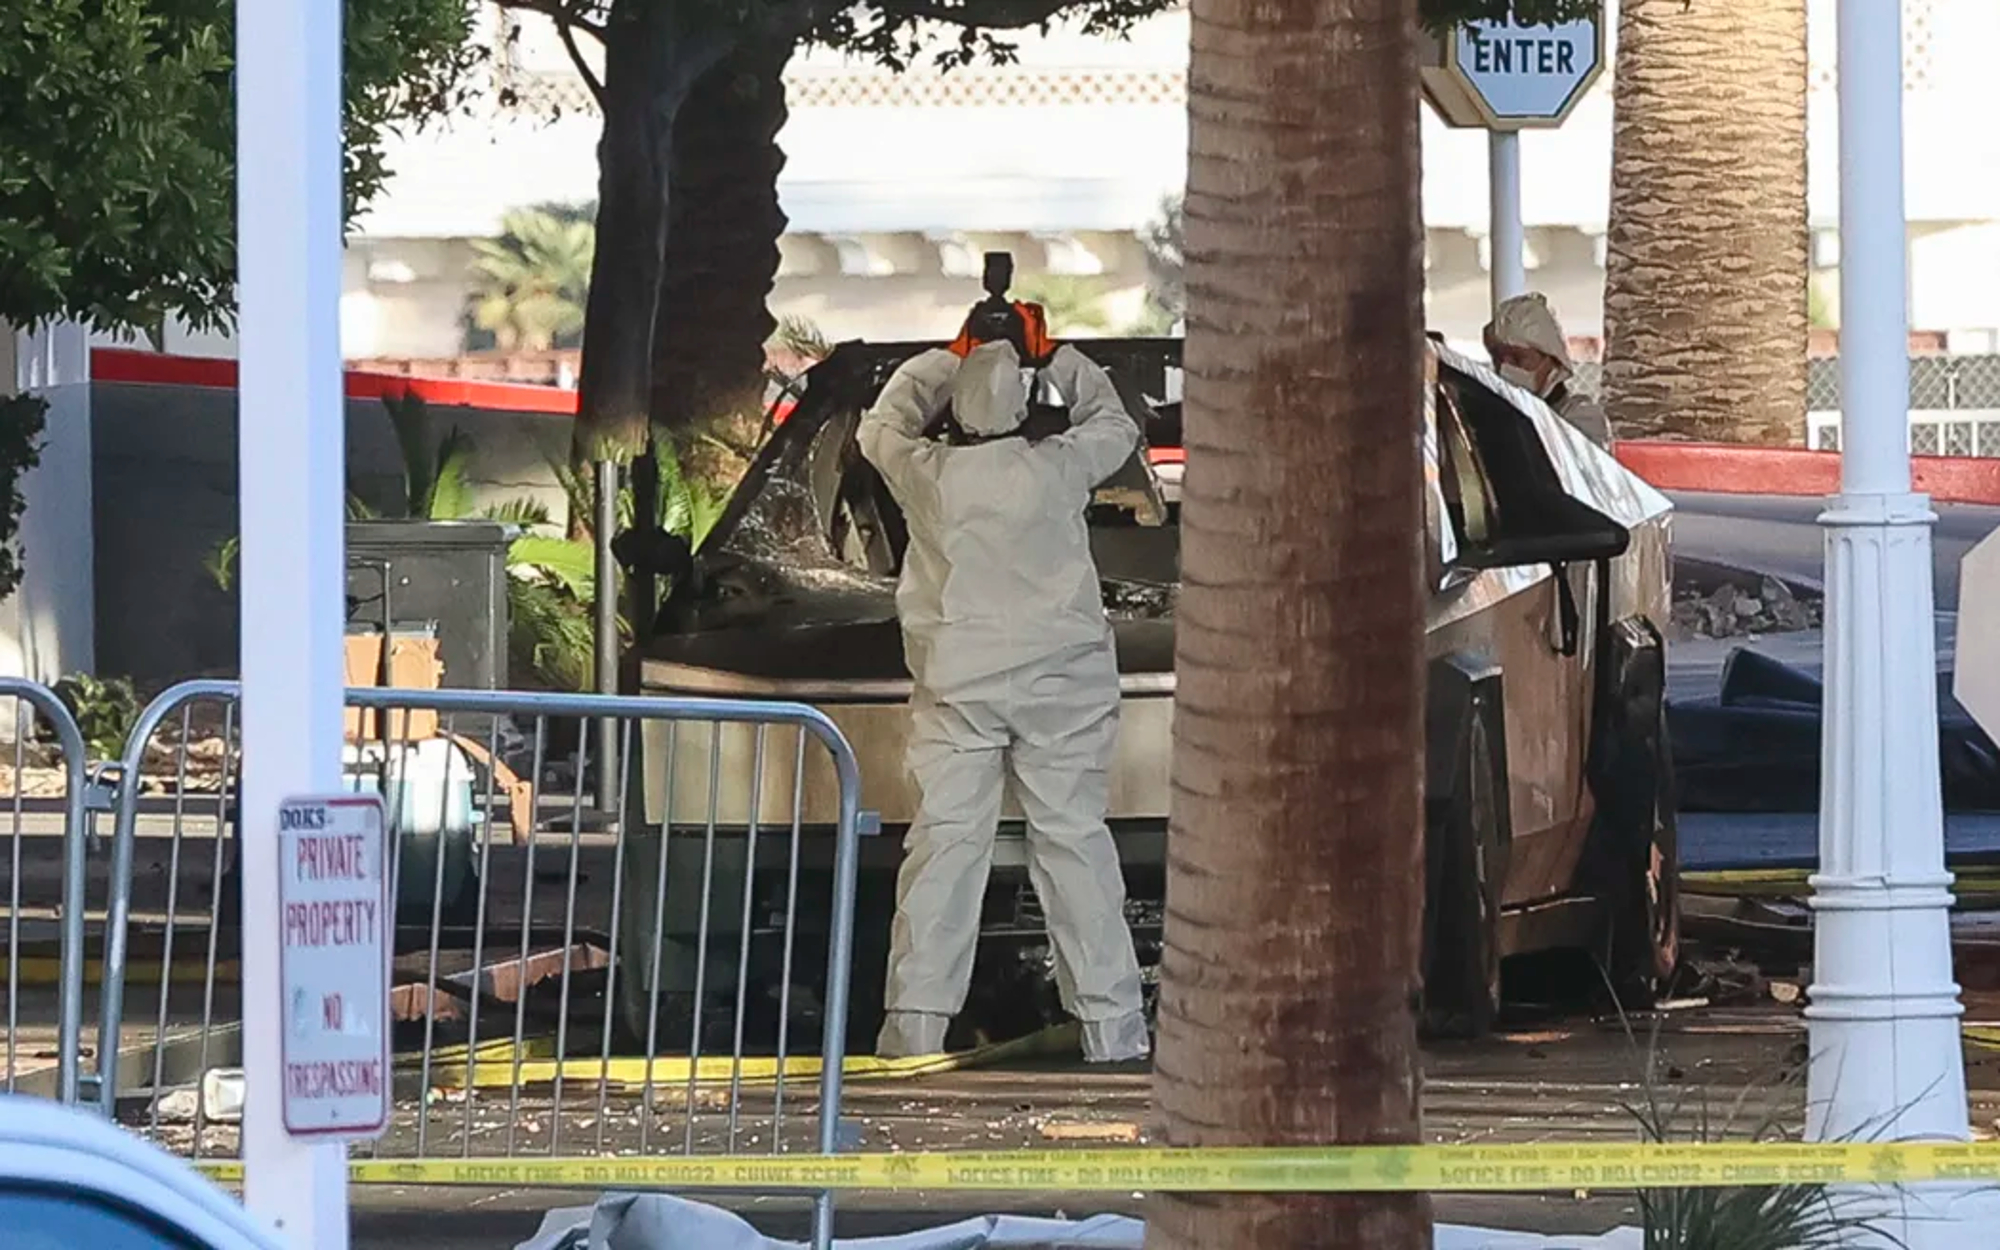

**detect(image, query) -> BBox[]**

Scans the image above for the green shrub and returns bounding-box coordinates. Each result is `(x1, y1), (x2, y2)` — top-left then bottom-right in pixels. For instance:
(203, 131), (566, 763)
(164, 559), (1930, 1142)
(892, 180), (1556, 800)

(54, 672), (140, 761)
(0, 393), (48, 601)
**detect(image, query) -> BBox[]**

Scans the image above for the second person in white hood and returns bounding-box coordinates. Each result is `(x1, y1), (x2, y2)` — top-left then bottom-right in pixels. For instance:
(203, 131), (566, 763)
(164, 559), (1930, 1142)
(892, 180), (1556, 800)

(858, 338), (1150, 1064)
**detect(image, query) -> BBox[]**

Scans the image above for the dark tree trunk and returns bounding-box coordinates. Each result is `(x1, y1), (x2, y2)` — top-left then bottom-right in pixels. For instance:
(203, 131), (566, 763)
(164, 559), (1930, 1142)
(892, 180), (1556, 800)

(651, 35), (793, 468)
(575, 1), (731, 459)
(1147, 0), (1429, 1246)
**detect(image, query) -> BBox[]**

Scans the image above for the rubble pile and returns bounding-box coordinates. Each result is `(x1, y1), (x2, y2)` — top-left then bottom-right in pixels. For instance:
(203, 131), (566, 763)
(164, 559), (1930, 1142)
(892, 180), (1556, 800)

(1102, 579), (1177, 618)
(1668, 575), (1822, 641)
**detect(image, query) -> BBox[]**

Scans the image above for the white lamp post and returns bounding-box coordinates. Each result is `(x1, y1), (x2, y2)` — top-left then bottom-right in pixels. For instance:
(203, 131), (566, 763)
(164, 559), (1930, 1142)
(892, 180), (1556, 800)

(235, 0), (351, 1243)
(1806, 0), (1971, 1242)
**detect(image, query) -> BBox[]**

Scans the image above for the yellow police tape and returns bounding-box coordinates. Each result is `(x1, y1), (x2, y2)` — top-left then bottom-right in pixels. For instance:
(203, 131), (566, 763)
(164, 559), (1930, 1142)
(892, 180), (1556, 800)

(187, 1141), (2000, 1193)
(410, 1023), (1082, 1091)
(1682, 865), (2000, 901)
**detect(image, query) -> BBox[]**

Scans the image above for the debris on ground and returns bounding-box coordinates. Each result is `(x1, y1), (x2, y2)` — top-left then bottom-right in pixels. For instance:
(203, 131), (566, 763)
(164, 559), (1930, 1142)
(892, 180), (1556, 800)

(1676, 951), (1773, 1008)
(1101, 580), (1177, 619)
(1668, 575), (1822, 641)
(1037, 1120), (1142, 1143)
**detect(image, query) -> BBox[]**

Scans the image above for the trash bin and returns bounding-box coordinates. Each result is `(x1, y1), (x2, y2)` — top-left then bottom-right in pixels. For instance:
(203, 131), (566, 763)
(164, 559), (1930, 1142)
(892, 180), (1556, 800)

(346, 520), (511, 690)
(342, 738), (479, 920)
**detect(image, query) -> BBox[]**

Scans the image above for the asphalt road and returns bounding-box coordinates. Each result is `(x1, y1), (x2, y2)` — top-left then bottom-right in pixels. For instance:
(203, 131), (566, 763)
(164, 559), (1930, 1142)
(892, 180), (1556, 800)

(1668, 490), (2000, 605)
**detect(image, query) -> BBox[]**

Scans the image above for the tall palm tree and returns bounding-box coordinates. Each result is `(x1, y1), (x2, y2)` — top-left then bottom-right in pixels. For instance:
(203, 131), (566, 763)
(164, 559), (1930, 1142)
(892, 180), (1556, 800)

(468, 206), (597, 352)
(1147, 0), (1429, 1247)
(1600, 0), (1809, 444)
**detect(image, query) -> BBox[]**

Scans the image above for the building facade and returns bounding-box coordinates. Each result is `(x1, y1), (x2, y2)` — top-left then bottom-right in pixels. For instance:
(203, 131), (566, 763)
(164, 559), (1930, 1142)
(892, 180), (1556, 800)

(125, 0), (2000, 365)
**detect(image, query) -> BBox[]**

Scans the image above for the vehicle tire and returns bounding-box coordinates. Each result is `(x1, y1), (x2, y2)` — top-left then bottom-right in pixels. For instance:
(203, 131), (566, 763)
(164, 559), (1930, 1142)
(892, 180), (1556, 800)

(1593, 622), (1681, 1012)
(1422, 691), (1511, 1040)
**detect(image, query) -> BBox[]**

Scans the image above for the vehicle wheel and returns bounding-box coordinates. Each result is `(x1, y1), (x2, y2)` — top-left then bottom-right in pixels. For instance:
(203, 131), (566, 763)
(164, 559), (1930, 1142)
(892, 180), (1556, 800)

(1604, 698), (1681, 1010)
(1422, 697), (1510, 1040)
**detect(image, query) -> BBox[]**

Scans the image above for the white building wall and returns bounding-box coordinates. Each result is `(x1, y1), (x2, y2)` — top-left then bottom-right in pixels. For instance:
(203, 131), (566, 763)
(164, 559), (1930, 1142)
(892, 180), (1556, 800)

(0, 322), (95, 684)
(128, 0), (2000, 360)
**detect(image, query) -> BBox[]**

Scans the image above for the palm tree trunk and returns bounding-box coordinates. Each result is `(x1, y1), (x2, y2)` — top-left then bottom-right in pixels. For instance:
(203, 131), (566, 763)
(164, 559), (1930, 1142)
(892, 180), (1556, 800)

(1147, 0), (1428, 1246)
(575, 0), (731, 459)
(1601, 0), (1809, 444)
(651, 35), (792, 477)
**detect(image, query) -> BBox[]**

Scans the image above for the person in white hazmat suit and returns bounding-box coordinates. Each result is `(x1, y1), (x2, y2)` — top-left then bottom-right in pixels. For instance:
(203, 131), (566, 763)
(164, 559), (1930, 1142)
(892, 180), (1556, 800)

(1484, 292), (1613, 448)
(858, 338), (1150, 1063)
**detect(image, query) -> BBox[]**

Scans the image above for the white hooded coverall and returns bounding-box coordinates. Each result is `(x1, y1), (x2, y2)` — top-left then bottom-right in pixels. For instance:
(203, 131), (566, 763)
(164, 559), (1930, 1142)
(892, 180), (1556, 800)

(1487, 292), (1613, 448)
(859, 340), (1149, 1063)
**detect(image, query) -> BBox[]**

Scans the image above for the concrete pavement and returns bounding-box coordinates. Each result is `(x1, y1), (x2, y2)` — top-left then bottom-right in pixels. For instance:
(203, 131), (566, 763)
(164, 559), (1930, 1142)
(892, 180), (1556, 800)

(334, 1003), (2000, 1249)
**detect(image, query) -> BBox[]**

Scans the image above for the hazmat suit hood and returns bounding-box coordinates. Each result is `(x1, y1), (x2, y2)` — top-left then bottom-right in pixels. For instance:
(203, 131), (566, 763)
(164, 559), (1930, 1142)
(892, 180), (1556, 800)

(1486, 292), (1575, 376)
(950, 340), (1030, 437)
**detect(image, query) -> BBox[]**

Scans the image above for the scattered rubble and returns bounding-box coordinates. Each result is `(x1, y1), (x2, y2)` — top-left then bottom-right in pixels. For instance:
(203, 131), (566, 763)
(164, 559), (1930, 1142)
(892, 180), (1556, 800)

(0, 762), (69, 798)
(154, 1088), (200, 1124)
(1668, 575), (1822, 641)
(1102, 580), (1176, 619)
(1038, 1120), (1143, 1143)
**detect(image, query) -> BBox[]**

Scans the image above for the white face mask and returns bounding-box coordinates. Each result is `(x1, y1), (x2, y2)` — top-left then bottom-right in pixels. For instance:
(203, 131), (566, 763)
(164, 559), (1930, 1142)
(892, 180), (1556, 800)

(1498, 362), (1549, 396)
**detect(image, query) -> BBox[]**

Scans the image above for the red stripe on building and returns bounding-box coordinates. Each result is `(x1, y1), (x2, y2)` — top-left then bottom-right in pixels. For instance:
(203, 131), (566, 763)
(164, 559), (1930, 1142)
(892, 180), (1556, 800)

(1612, 441), (2000, 507)
(90, 348), (581, 416)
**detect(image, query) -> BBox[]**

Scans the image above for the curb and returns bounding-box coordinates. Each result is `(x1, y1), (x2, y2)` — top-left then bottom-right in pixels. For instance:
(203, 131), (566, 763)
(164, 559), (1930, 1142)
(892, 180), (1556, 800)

(1615, 441), (2000, 507)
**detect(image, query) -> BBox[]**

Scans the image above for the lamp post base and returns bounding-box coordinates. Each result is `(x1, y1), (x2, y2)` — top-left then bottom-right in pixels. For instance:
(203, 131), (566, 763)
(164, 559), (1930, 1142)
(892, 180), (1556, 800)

(1807, 492), (1970, 1248)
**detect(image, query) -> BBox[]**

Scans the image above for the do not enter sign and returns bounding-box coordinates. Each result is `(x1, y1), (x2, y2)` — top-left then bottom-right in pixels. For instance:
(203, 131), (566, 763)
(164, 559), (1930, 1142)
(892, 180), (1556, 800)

(1423, 16), (1605, 131)
(277, 794), (390, 1140)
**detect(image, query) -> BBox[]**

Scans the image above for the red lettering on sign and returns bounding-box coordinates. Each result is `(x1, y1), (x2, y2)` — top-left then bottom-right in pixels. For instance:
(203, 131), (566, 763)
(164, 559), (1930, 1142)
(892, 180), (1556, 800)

(294, 833), (369, 882)
(323, 994), (343, 1031)
(282, 898), (379, 948)
(285, 1059), (384, 1100)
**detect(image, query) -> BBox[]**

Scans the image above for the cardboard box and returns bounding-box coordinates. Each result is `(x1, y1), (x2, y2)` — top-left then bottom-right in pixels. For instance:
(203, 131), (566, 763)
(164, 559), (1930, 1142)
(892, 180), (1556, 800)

(343, 633), (444, 741)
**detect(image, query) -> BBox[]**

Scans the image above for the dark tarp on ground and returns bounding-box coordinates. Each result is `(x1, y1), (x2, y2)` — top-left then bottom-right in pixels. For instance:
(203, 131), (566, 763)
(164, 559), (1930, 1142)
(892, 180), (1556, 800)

(1669, 647), (2000, 870)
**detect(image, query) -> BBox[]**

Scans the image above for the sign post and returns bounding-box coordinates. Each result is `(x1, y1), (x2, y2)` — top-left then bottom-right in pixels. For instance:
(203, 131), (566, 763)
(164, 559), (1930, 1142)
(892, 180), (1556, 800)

(277, 796), (391, 1140)
(236, 0), (352, 1242)
(1421, 16), (1604, 314)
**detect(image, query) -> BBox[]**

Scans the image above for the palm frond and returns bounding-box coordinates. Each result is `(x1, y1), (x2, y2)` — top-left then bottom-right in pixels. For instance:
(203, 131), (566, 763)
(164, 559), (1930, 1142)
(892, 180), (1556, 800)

(380, 391), (435, 516)
(683, 482), (727, 549)
(427, 427), (477, 520)
(482, 496), (555, 528)
(769, 314), (834, 364)
(546, 454), (594, 533)
(203, 534), (240, 592)
(506, 577), (596, 691)
(507, 534), (596, 601)
(467, 206), (595, 353)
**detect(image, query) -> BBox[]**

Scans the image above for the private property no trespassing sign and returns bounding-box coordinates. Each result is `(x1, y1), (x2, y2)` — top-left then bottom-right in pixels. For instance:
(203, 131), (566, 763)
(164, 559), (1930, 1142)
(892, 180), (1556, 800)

(278, 794), (391, 1140)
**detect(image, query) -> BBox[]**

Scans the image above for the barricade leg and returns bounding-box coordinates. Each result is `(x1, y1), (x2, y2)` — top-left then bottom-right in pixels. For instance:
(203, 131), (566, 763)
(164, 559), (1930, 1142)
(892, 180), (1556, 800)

(0, 678), (92, 1106)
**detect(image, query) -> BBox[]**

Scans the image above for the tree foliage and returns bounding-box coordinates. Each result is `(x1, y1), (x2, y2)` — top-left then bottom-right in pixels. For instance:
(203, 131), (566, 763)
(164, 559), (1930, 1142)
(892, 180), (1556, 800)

(468, 205), (596, 350)
(0, 394), (45, 601)
(1419, 0), (1599, 27)
(0, 0), (482, 338)
(1142, 195), (1183, 327)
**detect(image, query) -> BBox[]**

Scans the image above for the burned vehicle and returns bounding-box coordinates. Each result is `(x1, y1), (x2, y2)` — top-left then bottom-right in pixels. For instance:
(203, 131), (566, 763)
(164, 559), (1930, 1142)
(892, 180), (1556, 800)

(616, 338), (1678, 1043)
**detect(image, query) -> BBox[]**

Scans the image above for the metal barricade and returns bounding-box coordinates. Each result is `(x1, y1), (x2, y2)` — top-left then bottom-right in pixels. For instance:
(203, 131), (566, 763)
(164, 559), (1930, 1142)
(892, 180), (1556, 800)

(0, 677), (92, 1105)
(96, 681), (864, 1244)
